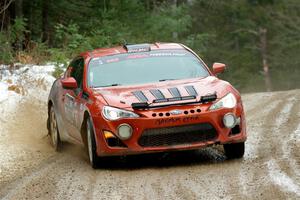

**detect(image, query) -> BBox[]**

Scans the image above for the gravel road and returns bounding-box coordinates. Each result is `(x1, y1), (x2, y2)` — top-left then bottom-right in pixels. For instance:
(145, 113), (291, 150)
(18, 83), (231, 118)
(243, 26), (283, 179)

(0, 73), (299, 199)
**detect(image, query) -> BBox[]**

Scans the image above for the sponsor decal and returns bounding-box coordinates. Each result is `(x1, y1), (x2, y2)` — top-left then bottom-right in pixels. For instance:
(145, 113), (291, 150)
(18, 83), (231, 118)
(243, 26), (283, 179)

(106, 58), (119, 63)
(155, 116), (199, 125)
(150, 52), (186, 57)
(127, 54), (149, 59)
(89, 50), (190, 67)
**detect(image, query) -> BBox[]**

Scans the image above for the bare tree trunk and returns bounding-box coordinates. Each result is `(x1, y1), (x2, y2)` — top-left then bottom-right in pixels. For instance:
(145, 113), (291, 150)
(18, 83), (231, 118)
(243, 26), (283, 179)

(233, 11), (240, 52)
(0, 0), (14, 15)
(103, 0), (107, 12)
(42, 0), (50, 43)
(152, 0), (157, 10)
(259, 27), (272, 92)
(14, 0), (23, 51)
(146, 0), (150, 10)
(172, 0), (178, 40)
(15, 0), (22, 18)
(1, 0), (7, 31)
(1, 0), (14, 31)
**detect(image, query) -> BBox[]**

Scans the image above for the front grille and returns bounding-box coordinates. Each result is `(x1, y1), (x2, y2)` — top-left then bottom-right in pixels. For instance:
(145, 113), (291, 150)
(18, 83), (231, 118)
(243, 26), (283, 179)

(138, 123), (217, 147)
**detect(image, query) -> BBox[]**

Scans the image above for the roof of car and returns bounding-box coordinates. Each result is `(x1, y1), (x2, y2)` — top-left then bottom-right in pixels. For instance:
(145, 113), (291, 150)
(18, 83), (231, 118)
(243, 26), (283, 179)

(80, 43), (186, 58)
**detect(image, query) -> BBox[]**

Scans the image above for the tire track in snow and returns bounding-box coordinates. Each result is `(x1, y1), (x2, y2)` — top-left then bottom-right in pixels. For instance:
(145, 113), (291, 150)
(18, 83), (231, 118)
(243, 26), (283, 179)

(264, 94), (300, 196)
(273, 94), (300, 190)
(267, 159), (300, 197)
(257, 94), (299, 197)
(281, 95), (300, 176)
(244, 98), (282, 158)
(244, 92), (281, 121)
(238, 92), (288, 198)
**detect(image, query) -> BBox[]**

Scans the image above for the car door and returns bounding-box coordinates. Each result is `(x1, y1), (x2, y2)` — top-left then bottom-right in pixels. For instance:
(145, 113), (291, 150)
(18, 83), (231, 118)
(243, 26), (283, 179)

(62, 57), (85, 142)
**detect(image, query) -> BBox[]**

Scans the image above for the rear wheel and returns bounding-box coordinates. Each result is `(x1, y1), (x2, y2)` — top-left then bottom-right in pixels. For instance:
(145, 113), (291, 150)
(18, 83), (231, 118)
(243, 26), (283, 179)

(223, 142), (245, 159)
(49, 106), (61, 151)
(86, 117), (100, 168)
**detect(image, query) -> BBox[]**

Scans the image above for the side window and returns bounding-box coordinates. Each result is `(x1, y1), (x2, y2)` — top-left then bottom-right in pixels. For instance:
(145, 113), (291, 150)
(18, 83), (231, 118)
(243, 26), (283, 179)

(70, 58), (84, 89)
(65, 67), (72, 78)
(64, 59), (77, 78)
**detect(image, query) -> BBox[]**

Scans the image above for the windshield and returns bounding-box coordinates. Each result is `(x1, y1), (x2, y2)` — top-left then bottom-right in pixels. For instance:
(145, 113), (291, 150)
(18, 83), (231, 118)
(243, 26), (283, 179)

(88, 50), (209, 87)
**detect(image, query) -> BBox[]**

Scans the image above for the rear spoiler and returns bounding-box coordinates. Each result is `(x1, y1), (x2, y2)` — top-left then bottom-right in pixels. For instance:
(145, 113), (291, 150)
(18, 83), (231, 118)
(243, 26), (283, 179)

(132, 93), (217, 109)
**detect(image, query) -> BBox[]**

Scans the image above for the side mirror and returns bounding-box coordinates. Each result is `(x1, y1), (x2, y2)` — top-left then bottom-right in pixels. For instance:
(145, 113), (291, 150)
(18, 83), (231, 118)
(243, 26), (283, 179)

(61, 77), (78, 89)
(212, 63), (226, 75)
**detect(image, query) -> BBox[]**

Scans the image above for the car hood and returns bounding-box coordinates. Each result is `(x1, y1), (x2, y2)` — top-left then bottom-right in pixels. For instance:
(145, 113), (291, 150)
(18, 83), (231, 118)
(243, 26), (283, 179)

(93, 76), (232, 109)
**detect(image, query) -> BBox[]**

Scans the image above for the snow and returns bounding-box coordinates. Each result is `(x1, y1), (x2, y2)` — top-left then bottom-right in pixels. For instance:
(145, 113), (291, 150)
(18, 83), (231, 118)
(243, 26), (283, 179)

(0, 64), (56, 115)
(267, 159), (300, 196)
(0, 82), (8, 102)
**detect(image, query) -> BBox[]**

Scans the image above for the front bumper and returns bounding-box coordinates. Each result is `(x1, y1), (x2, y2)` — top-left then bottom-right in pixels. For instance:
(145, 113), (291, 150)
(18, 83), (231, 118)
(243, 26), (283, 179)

(92, 102), (246, 156)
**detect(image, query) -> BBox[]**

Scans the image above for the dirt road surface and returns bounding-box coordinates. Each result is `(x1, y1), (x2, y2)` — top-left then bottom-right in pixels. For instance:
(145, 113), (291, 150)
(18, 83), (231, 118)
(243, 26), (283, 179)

(0, 70), (299, 199)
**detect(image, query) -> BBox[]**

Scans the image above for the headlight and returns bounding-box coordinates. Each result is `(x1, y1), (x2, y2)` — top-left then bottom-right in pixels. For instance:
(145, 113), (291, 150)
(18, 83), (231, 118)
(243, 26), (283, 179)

(102, 106), (139, 121)
(209, 93), (237, 110)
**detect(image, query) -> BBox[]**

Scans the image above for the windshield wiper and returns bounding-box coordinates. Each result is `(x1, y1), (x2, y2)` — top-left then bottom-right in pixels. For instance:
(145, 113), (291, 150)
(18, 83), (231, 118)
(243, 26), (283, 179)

(93, 83), (121, 88)
(159, 78), (177, 82)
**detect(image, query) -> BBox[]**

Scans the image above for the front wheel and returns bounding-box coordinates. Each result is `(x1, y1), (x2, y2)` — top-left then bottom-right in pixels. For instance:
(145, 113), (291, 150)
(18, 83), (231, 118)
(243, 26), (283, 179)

(86, 117), (100, 168)
(223, 142), (245, 159)
(49, 106), (61, 151)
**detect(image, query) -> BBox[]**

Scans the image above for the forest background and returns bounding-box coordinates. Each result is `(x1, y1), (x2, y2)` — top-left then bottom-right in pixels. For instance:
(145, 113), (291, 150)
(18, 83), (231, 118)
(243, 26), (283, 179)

(0, 0), (299, 92)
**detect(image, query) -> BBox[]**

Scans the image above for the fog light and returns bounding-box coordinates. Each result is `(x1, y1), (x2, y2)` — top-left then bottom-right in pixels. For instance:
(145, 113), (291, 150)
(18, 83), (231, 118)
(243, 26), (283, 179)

(117, 124), (133, 140)
(223, 113), (236, 128)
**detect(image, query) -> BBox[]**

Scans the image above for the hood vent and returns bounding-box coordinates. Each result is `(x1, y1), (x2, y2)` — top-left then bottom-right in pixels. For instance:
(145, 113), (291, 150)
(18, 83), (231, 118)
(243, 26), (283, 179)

(185, 85), (198, 96)
(168, 87), (181, 98)
(132, 91), (148, 102)
(133, 86), (199, 102)
(150, 89), (165, 100)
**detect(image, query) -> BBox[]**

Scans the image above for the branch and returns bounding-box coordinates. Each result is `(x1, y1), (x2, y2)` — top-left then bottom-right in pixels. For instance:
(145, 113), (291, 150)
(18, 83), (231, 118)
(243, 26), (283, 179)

(232, 28), (259, 36)
(0, 0), (14, 15)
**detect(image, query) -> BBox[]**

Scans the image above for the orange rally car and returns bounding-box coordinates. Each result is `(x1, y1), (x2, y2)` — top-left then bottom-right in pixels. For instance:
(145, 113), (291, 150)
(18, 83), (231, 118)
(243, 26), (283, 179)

(47, 43), (246, 168)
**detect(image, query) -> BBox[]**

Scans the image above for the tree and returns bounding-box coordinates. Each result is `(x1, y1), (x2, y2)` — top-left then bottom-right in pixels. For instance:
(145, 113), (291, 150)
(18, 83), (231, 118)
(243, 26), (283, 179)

(0, 0), (299, 92)
(0, 0), (14, 31)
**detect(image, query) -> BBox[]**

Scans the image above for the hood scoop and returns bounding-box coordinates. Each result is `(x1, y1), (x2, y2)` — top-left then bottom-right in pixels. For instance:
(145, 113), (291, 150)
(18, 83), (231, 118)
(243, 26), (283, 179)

(168, 87), (181, 97)
(149, 89), (165, 100)
(131, 85), (217, 109)
(132, 85), (198, 102)
(132, 91), (148, 102)
(184, 85), (198, 96)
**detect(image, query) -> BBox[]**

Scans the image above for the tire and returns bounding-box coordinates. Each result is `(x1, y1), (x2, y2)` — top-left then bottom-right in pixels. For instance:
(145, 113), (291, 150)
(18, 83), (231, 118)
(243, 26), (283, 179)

(49, 106), (61, 151)
(223, 142), (245, 159)
(86, 117), (100, 168)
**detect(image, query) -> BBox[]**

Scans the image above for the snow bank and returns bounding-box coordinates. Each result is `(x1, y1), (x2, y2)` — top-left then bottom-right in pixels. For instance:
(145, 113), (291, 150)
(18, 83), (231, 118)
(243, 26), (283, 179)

(0, 64), (56, 115)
